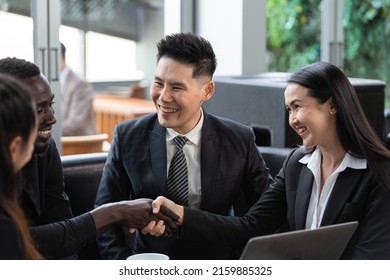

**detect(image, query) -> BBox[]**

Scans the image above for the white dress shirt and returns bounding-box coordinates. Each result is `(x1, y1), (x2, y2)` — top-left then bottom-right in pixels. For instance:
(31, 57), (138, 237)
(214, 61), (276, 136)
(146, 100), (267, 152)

(166, 110), (203, 208)
(299, 146), (367, 229)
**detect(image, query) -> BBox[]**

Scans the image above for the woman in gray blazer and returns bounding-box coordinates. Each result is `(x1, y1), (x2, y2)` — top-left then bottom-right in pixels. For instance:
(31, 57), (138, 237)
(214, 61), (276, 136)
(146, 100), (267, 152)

(152, 62), (390, 259)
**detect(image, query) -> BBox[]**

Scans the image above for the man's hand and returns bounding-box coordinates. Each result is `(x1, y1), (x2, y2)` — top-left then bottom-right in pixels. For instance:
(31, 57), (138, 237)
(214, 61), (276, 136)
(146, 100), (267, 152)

(92, 198), (179, 234)
(117, 198), (179, 230)
(152, 196), (184, 224)
(135, 196), (184, 237)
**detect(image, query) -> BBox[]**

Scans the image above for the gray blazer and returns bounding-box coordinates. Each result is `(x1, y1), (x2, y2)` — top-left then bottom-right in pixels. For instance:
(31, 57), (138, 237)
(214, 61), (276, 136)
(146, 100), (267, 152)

(61, 68), (96, 136)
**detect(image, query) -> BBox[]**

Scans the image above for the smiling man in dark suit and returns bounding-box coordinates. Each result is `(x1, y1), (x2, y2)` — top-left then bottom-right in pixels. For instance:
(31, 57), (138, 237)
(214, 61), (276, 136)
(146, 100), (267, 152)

(0, 57), (177, 259)
(94, 32), (273, 260)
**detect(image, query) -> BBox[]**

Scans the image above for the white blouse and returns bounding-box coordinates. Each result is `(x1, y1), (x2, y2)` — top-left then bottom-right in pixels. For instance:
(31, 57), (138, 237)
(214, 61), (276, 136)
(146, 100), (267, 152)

(299, 147), (367, 229)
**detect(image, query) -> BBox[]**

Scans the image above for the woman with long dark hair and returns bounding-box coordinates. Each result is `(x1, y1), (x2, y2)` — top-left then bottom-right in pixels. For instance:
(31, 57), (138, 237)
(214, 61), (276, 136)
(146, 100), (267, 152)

(0, 74), (42, 259)
(286, 61), (390, 187)
(152, 62), (390, 259)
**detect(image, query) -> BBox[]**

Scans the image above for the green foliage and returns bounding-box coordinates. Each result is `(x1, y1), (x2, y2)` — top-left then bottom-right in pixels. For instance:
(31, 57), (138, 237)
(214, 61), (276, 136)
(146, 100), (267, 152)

(266, 0), (322, 72)
(344, 0), (390, 108)
(267, 0), (390, 108)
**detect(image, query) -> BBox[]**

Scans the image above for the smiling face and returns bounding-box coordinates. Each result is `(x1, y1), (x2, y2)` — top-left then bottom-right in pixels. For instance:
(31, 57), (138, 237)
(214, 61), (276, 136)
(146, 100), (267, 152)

(21, 74), (56, 152)
(150, 57), (214, 134)
(284, 83), (337, 148)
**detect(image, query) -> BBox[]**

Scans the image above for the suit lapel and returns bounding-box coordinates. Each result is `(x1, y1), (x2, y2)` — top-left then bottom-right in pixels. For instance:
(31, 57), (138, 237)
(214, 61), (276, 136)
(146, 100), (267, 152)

(199, 113), (220, 208)
(321, 168), (363, 225)
(149, 120), (169, 196)
(295, 166), (314, 229)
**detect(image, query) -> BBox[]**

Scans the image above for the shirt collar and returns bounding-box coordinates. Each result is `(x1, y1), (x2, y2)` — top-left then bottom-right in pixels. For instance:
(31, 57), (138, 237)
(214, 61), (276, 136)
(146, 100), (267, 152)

(166, 108), (204, 146)
(299, 146), (367, 171)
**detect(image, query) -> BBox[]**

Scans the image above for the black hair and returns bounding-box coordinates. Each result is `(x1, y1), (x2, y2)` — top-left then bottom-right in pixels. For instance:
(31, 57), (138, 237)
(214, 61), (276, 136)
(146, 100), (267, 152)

(0, 57), (41, 79)
(60, 42), (66, 59)
(0, 74), (42, 259)
(156, 32), (217, 78)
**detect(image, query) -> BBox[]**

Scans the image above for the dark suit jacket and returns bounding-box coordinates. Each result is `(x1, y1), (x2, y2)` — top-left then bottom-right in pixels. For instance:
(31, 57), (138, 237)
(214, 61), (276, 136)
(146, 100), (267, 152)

(94, 111), (273, 259)
(0, 208), (25, 259)
(181, 147), (390, 259)
(21, 138), (96, 259)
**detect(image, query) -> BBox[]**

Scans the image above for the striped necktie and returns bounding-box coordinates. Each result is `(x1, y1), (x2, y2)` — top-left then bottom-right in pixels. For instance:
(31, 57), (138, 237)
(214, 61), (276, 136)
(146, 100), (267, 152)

(167, 136), (189, 205)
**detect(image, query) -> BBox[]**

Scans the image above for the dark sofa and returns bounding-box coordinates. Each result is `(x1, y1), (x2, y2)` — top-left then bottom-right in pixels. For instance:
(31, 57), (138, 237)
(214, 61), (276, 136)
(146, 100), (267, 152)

(62, 152), (107, 259)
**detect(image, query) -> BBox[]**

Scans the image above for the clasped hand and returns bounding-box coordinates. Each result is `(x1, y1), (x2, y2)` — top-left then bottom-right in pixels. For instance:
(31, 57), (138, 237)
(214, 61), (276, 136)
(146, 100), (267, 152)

(119, 198), (179, 235)
(128, 197), (184, 237)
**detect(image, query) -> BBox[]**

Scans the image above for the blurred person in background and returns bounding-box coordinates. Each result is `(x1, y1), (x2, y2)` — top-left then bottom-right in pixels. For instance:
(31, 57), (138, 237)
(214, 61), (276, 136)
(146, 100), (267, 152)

(60, 42), (96, 136)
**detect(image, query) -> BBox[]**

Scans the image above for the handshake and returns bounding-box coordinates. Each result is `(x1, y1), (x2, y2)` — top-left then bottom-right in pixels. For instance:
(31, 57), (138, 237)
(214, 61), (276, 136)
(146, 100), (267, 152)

(114, 197), (183, 237)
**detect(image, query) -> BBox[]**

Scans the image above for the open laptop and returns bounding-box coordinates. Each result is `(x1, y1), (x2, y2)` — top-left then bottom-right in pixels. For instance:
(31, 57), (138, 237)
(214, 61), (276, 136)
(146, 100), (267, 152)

(240, 221), (359, 260)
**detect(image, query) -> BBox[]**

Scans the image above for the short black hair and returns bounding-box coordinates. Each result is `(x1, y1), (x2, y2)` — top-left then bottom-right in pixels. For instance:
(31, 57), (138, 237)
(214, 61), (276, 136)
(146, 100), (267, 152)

(156, 32), (217, 78)
(0, 57), (41, 79)
(60, 42), (66, 59)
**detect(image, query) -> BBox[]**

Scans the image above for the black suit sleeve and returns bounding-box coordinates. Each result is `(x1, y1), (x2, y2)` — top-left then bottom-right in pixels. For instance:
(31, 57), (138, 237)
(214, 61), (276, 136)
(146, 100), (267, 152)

(29, 213), (96, 259)
(179, 150), (291, 247)
(0, 212), (26, 260)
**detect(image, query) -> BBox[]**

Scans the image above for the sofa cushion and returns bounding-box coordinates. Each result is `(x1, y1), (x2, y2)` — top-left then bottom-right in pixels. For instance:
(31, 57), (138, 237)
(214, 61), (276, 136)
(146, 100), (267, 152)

(62, 152), (108, 259)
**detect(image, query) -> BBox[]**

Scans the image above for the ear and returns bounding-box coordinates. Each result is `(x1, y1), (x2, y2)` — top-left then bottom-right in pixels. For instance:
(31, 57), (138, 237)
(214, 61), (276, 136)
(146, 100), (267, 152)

(328, 96), (337, 113)
(203, 80), (215, 101)
(8, 136), (23, 167)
